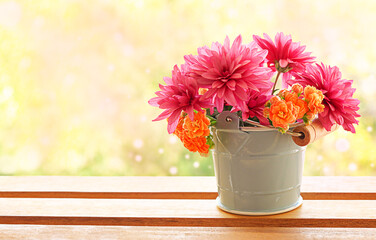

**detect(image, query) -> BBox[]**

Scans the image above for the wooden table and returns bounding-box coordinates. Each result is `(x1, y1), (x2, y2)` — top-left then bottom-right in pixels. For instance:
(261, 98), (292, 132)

(0, 176), (375, 239)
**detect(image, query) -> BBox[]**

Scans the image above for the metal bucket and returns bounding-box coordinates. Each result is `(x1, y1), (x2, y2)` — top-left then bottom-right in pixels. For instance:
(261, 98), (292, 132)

(212, 112), (305, 215)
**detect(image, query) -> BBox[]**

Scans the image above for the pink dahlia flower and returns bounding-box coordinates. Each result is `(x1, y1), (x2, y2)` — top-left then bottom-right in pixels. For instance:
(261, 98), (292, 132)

(232, 86), (272, 125)
(184, 35), (272, 113)
(148, 65), (211, 134)
(287, 63), (360, 133)
(253, 32), (315, 85)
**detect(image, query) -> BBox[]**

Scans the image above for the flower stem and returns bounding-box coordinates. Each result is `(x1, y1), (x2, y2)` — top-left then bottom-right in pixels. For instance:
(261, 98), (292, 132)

(272, 71), (281, 95)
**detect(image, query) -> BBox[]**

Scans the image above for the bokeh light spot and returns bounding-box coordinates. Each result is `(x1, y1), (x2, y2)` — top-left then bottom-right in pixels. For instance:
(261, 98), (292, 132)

(169, 166), (178, 175)
(348, 163), (358, 171)
(335, 138), (350, 152)
(135, 155), (142, 162)
(133, 139), (144, 149)
(169, 136), (178, 144)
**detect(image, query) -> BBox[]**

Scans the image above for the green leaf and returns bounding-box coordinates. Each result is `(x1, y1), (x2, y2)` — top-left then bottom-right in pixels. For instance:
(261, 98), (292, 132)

(207, 115), (216, 121)
(302, 114), (310, 125)
(278, 127), (287, 134)
(206, 135), (215, 150)
(272, 88), (280, 95)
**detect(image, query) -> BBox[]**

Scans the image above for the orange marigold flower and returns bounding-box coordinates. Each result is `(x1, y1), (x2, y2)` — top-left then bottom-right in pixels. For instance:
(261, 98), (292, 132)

(277, 89), (289, 98)
(291, 83), (303, 95)
(306, 111), (316, 120)
(304, 86), (324, 102)
(294, 98), (308, 119)
(303, 86), (325, 114)
(183, 111), (210, 138)
(270, 96), (281, 104)
(308, 96), (325, 114)
(173, 111), (210, 155)
(303, 111), (316, 125)
(182, 136), (209, 155)
(263, 107), (270, 118)
(269, 100), (298, 131)
(284, 91), (299, 104)
(283, 91), (307, 119)
(173, 113), (186, 140)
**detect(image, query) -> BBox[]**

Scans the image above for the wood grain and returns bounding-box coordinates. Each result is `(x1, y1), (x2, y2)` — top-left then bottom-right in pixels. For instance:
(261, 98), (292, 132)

(0, 198), (375, 227)
(0, 176), (375, 199)
(1, 225), (376, 240)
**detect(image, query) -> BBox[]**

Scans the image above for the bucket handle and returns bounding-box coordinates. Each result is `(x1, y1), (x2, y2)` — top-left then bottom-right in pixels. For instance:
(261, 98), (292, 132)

(241, 119), (303, 137)
(216, 111), (303, 137)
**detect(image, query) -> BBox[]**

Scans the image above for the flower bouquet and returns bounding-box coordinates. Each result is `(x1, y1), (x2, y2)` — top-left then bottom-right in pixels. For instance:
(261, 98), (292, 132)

(149, 33), (360, 215)
(149, 33), (360, 154)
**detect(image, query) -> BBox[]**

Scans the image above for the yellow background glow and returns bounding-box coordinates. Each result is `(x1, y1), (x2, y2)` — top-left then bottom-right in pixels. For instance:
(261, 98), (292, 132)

(0, 0), (374, 176)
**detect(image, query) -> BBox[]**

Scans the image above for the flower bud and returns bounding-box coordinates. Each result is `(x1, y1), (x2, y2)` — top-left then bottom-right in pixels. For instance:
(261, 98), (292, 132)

(291, 83), (303, 95)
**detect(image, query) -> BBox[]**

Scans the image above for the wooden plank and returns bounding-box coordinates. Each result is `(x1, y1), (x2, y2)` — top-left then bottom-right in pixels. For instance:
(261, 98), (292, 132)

(0, 176), (375, 200)
(0, 198), (375, 227)
(1, 225), (376, 240)
(0, 176), (216, 199)
(302, 176), (376, 200)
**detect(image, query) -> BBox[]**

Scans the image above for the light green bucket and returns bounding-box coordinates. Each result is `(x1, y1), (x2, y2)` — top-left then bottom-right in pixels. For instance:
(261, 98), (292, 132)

(212, 111), (305, 215)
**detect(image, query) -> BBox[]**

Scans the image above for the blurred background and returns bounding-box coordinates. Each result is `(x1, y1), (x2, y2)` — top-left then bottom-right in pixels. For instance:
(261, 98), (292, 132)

(0, 0), (374, 176)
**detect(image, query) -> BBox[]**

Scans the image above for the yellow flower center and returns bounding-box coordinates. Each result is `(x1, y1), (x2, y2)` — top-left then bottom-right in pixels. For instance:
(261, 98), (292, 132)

(278, 111), (286, 118)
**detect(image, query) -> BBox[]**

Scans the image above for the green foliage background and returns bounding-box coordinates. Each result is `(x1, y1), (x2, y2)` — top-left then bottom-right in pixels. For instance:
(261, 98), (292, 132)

(0, 0), (374, 176)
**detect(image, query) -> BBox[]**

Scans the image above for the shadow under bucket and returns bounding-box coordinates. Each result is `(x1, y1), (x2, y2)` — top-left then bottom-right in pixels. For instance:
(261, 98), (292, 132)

(212, 112), (305, 215)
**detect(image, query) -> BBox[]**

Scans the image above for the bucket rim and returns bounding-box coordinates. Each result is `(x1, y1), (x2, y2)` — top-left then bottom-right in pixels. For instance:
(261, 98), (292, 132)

(211, 126), (300, 133)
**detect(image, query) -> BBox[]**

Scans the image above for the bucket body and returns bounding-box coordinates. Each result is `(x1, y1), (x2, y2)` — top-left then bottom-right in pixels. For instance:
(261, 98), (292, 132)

(212, 119), (305, 215)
